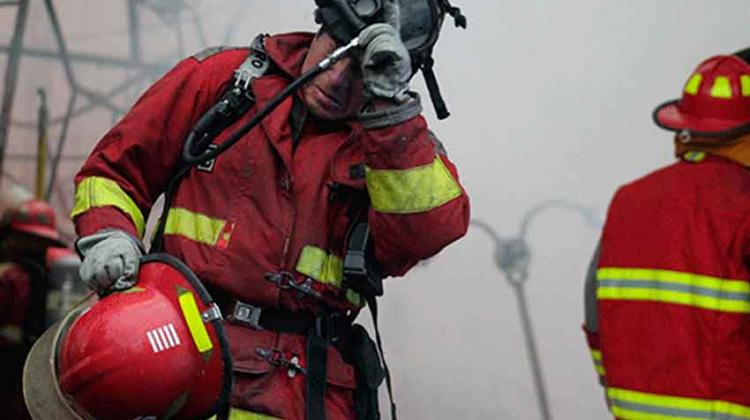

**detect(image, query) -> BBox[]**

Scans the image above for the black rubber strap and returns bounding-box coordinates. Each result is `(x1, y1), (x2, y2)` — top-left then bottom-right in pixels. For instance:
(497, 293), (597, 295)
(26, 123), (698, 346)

(422, 55), (450, 120)
(306, 328), (329, 420)
(367, 295), (397, 420)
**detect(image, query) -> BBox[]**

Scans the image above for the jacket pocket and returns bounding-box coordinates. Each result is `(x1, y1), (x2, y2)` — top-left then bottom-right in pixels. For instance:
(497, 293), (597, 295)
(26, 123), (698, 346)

(224, 321), (275, 374)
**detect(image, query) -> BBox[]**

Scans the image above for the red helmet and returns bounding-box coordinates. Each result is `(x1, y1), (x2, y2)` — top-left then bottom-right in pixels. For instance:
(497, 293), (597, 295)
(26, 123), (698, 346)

(2, 199), (63, 245)
(654, 54), (750, 138)
(23, 254), (233, 420)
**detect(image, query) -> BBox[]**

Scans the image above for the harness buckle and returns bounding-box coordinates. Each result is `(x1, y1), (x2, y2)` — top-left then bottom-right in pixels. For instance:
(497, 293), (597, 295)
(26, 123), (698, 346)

(315, 312), (343, 343)
(229, 301), (264, 330)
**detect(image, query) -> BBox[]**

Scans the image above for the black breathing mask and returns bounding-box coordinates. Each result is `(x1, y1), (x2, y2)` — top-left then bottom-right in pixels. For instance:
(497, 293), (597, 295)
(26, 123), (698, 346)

(314, 0), (467, 119)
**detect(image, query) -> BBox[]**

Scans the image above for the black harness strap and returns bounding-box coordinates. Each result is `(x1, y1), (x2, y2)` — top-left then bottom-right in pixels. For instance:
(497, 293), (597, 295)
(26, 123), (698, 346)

(366, 296), (397, 420)
(306, 328), (330, 420)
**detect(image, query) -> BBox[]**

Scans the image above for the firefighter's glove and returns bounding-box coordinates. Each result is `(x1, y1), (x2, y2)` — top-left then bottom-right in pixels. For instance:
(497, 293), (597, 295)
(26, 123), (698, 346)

(77, 230), (143, 295)
(358, 23), (412, 102)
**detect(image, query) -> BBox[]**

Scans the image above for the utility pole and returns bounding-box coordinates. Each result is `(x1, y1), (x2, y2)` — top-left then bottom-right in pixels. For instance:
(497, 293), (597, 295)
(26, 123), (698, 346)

(472, 199), (602, 420)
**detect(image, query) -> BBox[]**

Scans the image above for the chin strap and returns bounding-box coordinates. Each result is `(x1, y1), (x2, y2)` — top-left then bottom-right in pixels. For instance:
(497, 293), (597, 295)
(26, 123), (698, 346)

(443, 0), (467, 28)
(422, 55), (450, 120)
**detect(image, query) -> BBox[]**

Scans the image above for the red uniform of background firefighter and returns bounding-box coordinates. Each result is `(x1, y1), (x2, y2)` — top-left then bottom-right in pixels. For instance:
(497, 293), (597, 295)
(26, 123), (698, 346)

(0, 200), (69, 420)
(23, 1), (470, 419)
(584, 50), (750, 419)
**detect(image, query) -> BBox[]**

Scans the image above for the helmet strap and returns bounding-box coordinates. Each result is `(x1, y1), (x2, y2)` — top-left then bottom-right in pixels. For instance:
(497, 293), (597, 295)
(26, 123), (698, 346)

(422, 54), (450, 120)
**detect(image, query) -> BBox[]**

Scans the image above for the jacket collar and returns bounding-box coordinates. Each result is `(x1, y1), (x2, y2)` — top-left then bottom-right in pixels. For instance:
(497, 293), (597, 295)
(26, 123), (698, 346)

(264, 32), (316, 79)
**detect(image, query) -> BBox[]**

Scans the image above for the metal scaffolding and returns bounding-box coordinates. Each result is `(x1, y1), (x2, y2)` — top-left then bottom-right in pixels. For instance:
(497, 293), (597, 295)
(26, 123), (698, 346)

(0, 0), (221, 208)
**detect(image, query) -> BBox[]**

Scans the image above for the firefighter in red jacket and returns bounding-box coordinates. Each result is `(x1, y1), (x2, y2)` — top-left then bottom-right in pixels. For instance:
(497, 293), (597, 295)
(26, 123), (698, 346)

(64, 1), (469, 419)
(584, 51), (750, 420)
(0, 200), (66, 420)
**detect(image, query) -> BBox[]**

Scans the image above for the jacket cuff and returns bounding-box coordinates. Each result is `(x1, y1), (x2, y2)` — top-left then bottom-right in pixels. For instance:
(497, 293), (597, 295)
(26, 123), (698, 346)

(73, 206), (141, 240)
(358, 92), (422, 130)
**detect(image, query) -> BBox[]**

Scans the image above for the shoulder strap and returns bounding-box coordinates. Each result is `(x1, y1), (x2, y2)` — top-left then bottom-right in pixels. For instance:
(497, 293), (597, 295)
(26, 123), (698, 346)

(152, 34), (271, 253)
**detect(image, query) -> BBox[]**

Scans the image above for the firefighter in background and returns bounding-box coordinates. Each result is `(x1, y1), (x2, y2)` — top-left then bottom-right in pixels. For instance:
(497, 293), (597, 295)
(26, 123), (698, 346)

(584, 52), (750, 419)
(0, 200), (66, 419)
(57, 0), (470, 419)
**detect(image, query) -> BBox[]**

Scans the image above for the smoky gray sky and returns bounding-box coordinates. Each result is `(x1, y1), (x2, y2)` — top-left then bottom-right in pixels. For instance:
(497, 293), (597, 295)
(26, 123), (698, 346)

(2, 1), (749, 419)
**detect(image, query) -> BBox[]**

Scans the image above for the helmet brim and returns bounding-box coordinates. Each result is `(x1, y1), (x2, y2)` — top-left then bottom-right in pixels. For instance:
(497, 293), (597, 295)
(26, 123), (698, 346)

(23, 299), (94, 420)
(653, 99), (750, 138)
(10, 224), (66, 247)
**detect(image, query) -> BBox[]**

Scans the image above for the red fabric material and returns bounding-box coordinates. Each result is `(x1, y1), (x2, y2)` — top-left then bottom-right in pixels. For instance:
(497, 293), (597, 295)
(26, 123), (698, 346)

(0, 263), (30, 331)
(0, 264), (31, 420)
(597, 156), (750, 407)
(583, 326), (600, 352)
(73, 33), (469, 418)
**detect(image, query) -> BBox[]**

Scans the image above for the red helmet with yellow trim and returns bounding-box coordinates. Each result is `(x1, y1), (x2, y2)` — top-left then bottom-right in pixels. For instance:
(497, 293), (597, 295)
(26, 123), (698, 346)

(23, 253), (233, 420)
(654, 54), (750, 138)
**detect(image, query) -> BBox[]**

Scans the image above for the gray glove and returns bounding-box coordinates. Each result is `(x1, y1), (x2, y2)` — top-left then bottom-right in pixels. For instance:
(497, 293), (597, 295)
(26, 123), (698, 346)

(358, 22), (412, 101)
(76, 230), (143, 294)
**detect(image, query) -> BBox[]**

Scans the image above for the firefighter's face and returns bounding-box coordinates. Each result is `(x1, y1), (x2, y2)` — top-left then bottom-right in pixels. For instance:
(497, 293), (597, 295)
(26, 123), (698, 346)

(301, 30), (364, 120)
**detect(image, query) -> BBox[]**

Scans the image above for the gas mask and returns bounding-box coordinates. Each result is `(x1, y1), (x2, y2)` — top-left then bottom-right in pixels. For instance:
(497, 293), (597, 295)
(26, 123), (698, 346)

(314, 0), (467, 119)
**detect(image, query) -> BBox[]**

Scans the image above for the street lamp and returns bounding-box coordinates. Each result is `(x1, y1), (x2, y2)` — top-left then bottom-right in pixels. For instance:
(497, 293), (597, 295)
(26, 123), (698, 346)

(471, 199), (602, 420)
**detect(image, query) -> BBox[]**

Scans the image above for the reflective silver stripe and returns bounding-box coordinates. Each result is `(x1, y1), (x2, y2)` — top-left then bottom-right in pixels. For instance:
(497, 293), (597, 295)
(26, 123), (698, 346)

(608, 387), (750, 420)
(157, 328), (170, 350)
(168, 323), (181, 346)
(147, 330), (162, 352)
(612, 398), (750, 420)
(162, 325), (175, 347)
(598, 279), (750, 301)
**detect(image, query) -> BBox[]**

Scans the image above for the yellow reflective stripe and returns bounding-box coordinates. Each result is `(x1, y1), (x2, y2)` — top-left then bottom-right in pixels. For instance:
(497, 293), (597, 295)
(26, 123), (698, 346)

(164, 208), (227, 246)
(683, 151), (706, 162)
(742, 75), (750, 97)
(71, 176), (145, 237)
(590, 350), (605, 376)
(366, 156), (462, 214)
(684, 74), (703, 95)
(608, 387), (750, 420)
(711, 76), (733, 98)
(208, 408), (282, 420)
(597, 267), (750, 313)
(177, 287), (213, 354)
(295, 246), (364, 307)
(598, 268), (750, 292)
(346, 289), (364, 307)
(296, 246), (343, 287)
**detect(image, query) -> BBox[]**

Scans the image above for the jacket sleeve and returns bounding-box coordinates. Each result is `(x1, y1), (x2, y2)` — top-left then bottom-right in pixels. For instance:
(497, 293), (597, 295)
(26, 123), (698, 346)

(583, 242), (606, 386)
(71, 54), (234, 239)
(357, 100), (470, 277)
(0, 264), (30, 327)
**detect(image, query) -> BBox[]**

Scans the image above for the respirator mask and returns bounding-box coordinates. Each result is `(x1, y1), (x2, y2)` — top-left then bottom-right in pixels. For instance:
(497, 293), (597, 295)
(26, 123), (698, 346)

(314, 0), (467, 119)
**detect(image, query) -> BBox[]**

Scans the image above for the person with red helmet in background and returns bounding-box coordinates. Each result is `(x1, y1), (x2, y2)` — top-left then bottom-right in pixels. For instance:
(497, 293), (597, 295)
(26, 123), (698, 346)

(27, 0), (469, 419)
(583, 49), (750, 419)
(0, 199), (67, 419)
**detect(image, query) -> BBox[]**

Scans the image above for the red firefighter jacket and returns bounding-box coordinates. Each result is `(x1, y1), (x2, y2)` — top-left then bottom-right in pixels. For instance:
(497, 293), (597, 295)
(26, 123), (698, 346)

(585, 155), (750, 420)
(72, 32), (470, 419)
(0, 263), (29, 346)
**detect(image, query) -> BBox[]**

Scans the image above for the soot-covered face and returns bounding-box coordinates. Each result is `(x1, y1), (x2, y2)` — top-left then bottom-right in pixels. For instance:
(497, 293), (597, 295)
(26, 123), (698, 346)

(300, 30), (365, 120)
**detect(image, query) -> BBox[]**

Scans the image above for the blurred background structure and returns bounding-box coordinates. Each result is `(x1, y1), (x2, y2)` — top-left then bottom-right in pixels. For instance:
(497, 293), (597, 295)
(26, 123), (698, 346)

(1, 1), (749, 418)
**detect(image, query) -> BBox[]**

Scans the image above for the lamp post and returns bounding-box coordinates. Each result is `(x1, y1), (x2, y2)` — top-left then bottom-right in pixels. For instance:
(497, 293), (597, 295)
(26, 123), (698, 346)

(471, 199), (602, 420)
